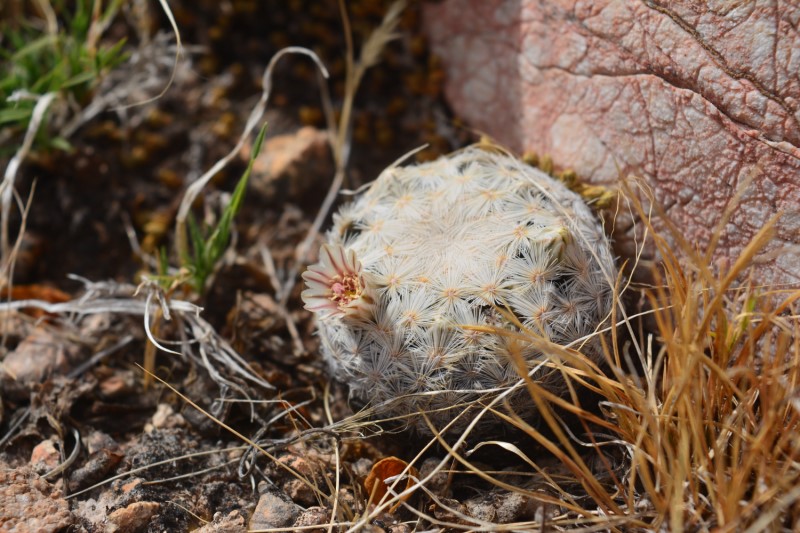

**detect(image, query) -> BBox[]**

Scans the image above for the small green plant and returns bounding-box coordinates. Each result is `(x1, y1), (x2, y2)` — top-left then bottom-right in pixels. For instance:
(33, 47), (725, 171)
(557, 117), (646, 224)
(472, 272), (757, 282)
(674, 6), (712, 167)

(0, 0), (128, 154)
(155, 123), (268, 295)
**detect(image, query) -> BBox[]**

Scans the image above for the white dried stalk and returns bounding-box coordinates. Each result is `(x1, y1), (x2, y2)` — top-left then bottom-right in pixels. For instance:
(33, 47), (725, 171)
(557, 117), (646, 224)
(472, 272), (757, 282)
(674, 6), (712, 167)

(0, 276), (273, 391)
(1, 92), (56, 260)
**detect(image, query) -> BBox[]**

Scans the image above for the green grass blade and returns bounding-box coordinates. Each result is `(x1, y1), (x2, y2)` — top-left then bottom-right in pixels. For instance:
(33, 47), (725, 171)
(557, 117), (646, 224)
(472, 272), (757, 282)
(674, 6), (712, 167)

(0, 108), (34, 126)
(11, 35), (60, 62)
(204, 122), (268, 268)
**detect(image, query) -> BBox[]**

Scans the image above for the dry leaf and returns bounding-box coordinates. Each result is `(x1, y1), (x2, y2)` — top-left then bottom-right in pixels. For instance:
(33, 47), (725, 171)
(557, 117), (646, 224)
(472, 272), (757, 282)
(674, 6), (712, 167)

(364, 456), (419, 512)
(1, 284), (71, 318)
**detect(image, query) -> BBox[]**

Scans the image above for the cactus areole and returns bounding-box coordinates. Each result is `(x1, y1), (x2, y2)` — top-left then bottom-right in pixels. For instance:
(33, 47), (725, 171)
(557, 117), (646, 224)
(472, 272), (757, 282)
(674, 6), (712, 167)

(302, 146), (617, 435)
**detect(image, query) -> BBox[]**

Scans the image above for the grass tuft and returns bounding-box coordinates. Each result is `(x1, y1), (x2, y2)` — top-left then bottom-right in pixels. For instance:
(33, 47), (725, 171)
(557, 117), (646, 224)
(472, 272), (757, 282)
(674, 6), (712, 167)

(0, 0), (128, 154)
(440, 177), (800, 530)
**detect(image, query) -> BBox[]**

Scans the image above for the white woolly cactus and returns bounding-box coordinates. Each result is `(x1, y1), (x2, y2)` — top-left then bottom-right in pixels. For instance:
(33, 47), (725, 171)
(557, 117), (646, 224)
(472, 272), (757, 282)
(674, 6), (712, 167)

(302, 146), (617, 434)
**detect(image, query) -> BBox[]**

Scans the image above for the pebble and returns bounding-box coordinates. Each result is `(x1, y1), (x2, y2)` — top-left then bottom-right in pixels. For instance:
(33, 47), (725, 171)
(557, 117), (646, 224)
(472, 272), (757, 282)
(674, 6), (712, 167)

(29, 437), (60, 475)
(1, 326), (78, 385)
(282, 477), (316, 507)
(248, 126), (331, 204)
(106, 501), (161, 533)
(464, 491), (537, 524)
(193, 510), (247, 533)
(248, 490), (301, 530)
(144, 403), (186, 432)
(68, 447), (123, 493)
(418, 457), (450, 496)
(291, 506), (331, 532)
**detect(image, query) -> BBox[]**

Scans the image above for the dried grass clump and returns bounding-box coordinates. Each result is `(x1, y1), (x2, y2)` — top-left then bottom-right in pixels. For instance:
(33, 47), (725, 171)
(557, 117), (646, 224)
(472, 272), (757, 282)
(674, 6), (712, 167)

(404, 179), (800, 531)
(601, 184), (800, 531)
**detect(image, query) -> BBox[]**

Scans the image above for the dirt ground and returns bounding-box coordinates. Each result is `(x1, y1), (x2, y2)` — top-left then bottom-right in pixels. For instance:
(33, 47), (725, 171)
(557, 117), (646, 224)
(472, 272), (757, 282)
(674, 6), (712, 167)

(0, 2), (568, 531)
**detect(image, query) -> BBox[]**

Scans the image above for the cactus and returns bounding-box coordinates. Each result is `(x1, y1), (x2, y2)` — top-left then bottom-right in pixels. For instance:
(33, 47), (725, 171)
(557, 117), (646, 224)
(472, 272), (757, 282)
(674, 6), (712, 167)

(302, 146), (617, 435)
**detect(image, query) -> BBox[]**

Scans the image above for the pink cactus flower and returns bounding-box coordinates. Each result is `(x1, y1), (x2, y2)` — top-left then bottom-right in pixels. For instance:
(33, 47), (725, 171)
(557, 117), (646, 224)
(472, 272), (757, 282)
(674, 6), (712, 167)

(302, 244), (374, 320)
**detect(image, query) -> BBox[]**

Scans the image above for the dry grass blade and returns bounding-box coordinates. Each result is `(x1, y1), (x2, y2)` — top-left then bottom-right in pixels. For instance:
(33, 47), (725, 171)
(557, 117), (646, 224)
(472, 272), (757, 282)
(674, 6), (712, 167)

(0, 277), (273, 392)
(112, 0), (182, 111)
(357, 0), (406, 73)
(335, 0), (406, 150)
(0, 182), (36, 350)
(280, 1), (406, 305)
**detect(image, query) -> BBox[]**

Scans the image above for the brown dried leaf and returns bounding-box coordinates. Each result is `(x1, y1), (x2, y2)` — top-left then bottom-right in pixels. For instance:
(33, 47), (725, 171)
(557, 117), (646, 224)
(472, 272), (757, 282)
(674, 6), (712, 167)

(364, 456), (419, 513)
(1, 285), (71, 318)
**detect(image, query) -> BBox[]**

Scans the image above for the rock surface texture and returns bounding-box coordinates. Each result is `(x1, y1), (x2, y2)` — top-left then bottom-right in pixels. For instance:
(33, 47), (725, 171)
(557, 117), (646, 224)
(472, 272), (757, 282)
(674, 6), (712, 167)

(424, 0), (800, 286)
(0, 467), (75, 533)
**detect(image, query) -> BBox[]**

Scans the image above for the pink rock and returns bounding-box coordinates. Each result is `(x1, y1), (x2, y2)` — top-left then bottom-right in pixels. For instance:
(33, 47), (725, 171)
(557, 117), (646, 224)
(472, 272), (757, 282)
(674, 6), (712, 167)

(424, 0), (800, 286)
(106, 501), (161, 533)
(30, 438), (60, 475)
(248, 490), (301, 530)
(245, 126), (332, 205)
(1, 326), (76, 384)
(0, 467), (74, 533)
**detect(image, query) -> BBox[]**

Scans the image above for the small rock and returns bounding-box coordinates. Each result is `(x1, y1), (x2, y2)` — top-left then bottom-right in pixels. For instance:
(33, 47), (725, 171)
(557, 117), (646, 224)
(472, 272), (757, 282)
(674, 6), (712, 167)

(350, 457), (373, 479)
(494, 491), (536, 523)
(74, 496), (113, 530)
(193, 510), (247, 533)
(118, 477), (145, 497)
(1, 325), (80, 385)
(99, 374), (133, 397)
(144, 403), (186, 432)
(0, 466), (74, 533)
(248, 490), (301, 530)
(274, 452), (326, 506)
(431, 497), (469, 525)
(465, 498), (496, 523)
(277, 452), (314, 477)
(30, 437), (60, 475)
(418, 457), (450, 496)
(106, 501), (161, 533)
(463, 491), (537, 524)
(248, 126), (332, 205)
(68, 447), (123, 493)
(292, 506), (331, 532)
(71, 476), (158, 531)
(85, 430), (118, 455)
(282, 477), (316, 507)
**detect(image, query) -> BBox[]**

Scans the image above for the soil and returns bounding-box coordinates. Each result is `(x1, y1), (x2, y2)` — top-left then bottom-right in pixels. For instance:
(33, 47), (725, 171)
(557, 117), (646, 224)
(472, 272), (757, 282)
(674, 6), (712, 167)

(0, 2), (612, 532)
